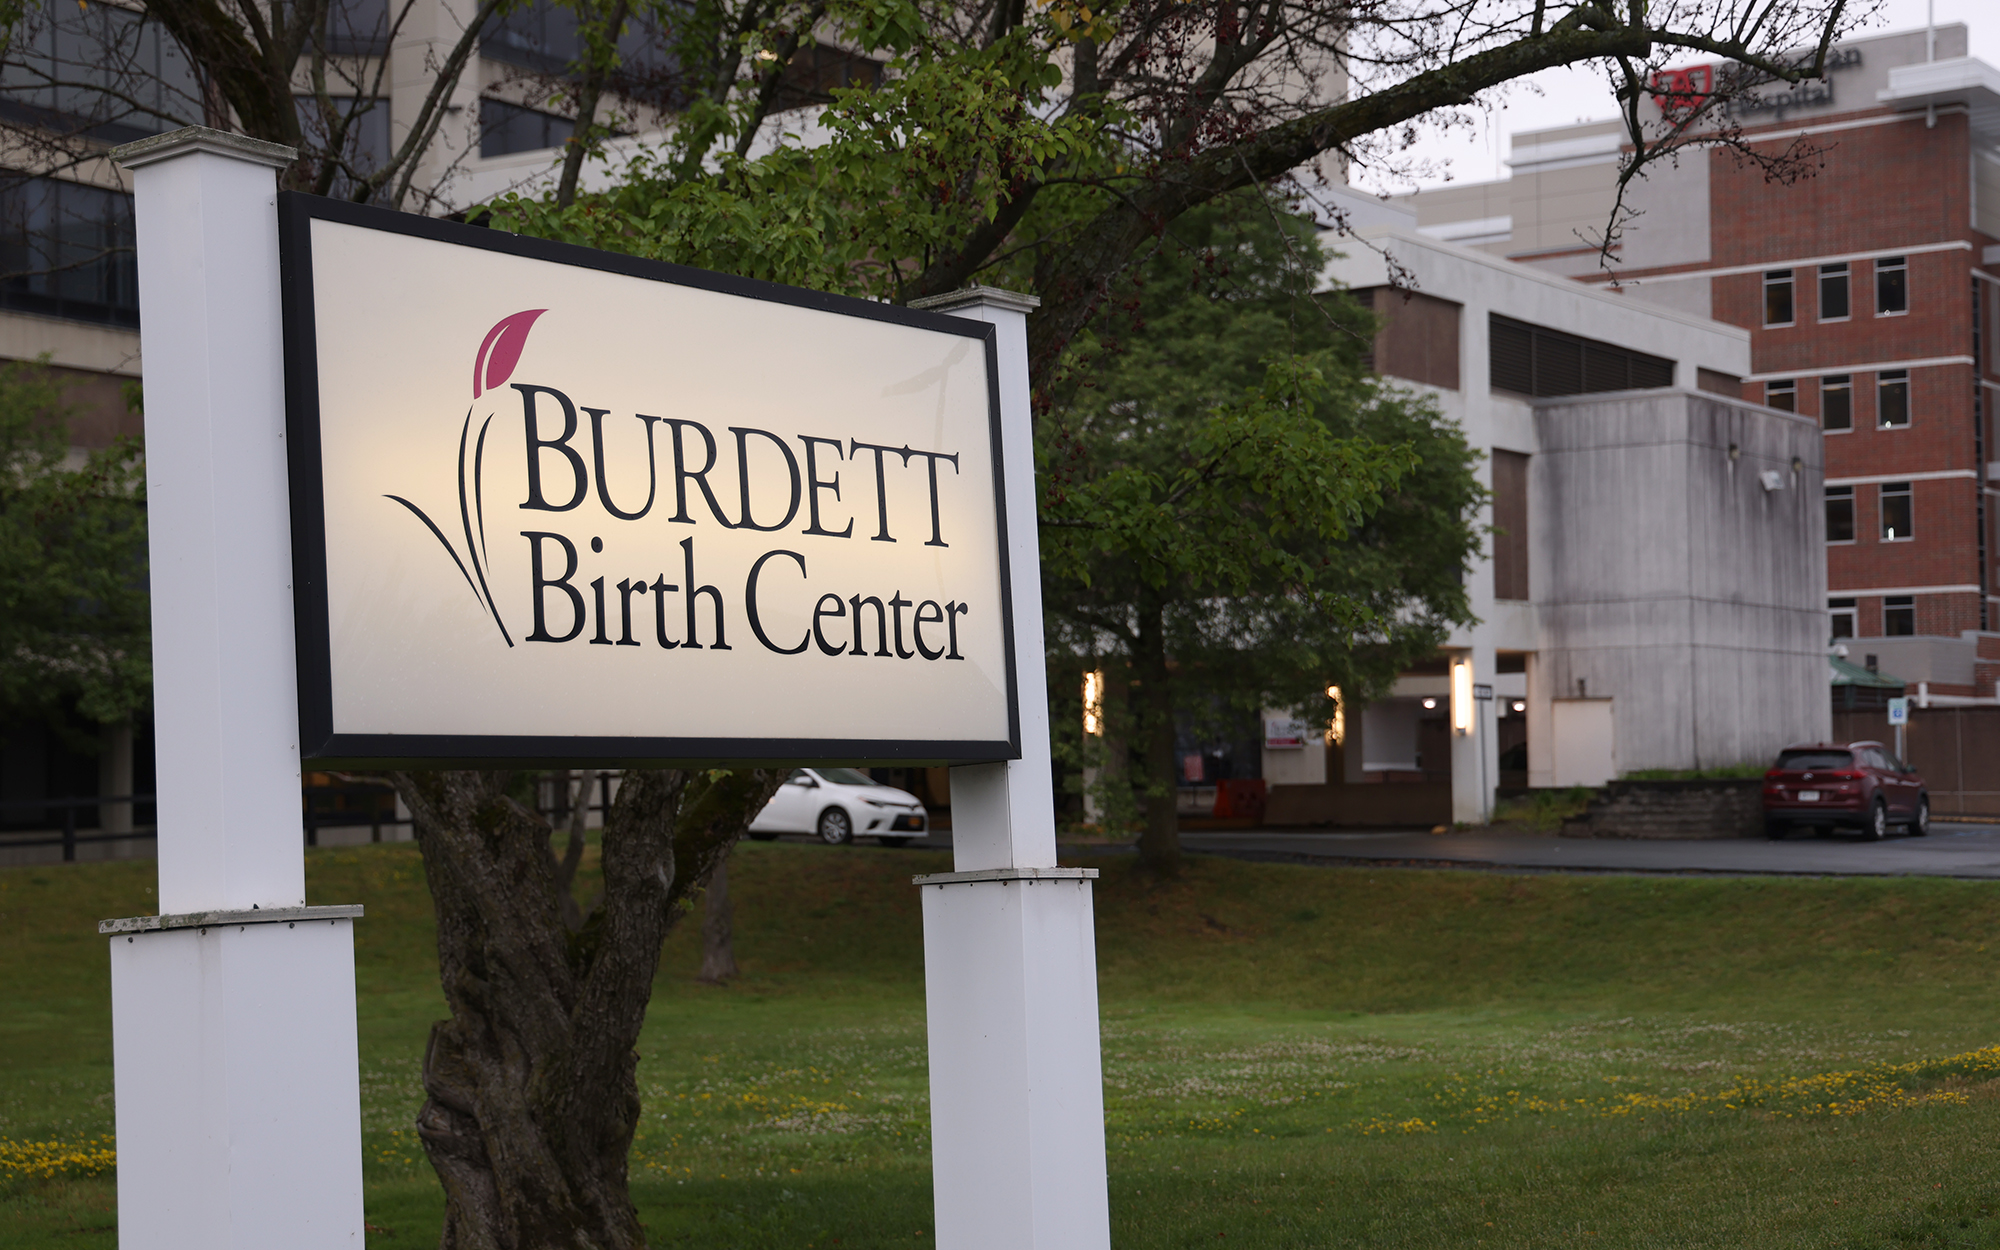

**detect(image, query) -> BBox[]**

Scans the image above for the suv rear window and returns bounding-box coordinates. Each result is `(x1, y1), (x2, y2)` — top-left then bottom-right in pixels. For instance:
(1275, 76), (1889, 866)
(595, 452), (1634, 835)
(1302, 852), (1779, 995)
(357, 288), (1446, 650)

(1775, 749), (1853, 770)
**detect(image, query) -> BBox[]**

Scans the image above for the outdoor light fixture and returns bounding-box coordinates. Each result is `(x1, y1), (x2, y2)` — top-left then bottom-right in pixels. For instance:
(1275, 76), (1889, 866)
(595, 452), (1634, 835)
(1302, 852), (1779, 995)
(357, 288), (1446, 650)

(1422, 697), (1437, 710)
(1452, 660), (1473, 733)
(1512, 700), (1526, 713)
(1082, 671), (1105, 736)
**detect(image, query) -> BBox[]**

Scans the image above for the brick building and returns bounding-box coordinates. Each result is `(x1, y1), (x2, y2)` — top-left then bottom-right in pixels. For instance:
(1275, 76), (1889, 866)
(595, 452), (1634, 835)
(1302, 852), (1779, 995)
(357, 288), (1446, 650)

(1399, 24), (2000, 700)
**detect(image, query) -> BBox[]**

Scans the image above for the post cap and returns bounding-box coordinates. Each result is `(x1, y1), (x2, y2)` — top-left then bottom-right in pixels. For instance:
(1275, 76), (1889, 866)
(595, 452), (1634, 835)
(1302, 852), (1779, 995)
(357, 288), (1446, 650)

(112, 126), (298, 171)
(99, 903), (363, 934)
(909, 285), (1041, 315)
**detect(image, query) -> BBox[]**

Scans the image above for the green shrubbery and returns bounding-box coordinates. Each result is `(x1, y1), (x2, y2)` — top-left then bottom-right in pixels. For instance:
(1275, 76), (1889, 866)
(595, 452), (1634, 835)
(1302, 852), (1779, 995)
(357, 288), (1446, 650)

(1621, 762), (1771, 781)
(1490, 786), (1598, 831)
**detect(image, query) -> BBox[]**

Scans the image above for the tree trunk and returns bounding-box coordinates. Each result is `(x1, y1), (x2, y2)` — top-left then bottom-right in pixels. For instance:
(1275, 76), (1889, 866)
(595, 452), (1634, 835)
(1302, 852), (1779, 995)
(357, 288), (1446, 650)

(392, 766), (782, 1250)
(697, 854), (738, 983)
(554, 0), (633, 208)
(1133, 597), (1181, 877)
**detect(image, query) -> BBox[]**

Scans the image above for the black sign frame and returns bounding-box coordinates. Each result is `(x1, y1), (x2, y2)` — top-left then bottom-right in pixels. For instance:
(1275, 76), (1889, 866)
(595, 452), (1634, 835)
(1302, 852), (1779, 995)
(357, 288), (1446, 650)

(277, 192), (1020, 768)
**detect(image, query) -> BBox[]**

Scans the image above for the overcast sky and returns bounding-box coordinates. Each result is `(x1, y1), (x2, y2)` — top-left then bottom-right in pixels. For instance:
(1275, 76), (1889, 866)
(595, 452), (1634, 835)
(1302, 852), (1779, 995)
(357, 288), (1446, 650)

(1354, 1), (1999, 195)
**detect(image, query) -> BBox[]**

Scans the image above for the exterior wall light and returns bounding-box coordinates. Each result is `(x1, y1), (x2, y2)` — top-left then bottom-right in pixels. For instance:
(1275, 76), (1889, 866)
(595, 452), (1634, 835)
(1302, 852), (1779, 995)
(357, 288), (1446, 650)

(1512, 700), (1526, 713)
(1422, 697), (1438, 710)
(1452, 659), (1474, 734)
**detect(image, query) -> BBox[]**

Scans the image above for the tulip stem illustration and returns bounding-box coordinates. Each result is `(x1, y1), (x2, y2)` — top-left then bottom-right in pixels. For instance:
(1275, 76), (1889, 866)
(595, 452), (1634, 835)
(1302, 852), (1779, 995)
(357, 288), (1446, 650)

(386, 309), (545, 649)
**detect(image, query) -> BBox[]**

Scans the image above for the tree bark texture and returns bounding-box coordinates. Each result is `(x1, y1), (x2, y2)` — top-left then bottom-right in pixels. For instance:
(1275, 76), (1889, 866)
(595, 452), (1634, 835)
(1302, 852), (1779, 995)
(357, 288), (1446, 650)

(392, 767), (783, 1250)
(1133, 597), (1181, 878)
(697, 854), (738, 983)
(554, 0), (634, 208)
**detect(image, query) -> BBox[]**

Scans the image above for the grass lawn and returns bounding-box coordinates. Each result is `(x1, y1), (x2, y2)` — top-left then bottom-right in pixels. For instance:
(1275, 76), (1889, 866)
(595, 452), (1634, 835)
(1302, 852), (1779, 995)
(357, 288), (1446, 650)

(7, 841), (2000, 1247)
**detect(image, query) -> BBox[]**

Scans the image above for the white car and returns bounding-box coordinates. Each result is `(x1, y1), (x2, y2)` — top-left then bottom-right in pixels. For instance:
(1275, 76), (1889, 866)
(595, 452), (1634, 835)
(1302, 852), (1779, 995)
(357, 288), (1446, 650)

(746, 768), (929, 846)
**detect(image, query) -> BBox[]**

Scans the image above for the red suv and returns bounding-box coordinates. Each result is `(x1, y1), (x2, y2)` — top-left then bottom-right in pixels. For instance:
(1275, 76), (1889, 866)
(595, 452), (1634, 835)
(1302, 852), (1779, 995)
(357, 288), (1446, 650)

(1762, 742), (1929, 841)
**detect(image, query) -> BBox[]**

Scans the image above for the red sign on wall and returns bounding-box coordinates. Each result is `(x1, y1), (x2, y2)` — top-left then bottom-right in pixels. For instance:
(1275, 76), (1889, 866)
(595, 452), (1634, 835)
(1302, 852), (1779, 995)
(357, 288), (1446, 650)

(1650, 64), (1715, 119)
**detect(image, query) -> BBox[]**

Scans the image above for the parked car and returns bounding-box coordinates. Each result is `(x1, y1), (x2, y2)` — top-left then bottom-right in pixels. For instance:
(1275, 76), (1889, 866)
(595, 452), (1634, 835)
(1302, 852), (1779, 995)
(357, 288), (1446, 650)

(746, 768), (929, 846)
(1761, 741), (1929, 840)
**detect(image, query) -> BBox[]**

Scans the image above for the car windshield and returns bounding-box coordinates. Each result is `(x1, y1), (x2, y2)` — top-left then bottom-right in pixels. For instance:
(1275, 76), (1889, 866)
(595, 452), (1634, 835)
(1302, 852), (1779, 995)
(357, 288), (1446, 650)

(814, 767), (880, 787)
(1774, 749), (1853, 771)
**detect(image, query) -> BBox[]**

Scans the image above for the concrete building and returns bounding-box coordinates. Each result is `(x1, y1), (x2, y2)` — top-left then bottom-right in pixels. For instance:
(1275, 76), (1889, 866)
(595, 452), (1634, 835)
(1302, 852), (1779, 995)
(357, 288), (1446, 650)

(1258, 227), (1829, 825)
(1398, 23), (2000, 702)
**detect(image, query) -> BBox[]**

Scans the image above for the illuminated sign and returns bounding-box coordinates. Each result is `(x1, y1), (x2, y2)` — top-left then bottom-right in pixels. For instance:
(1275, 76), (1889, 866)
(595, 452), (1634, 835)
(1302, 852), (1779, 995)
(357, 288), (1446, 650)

(1263, 718), (1311, 750)
(278, 195), (1018, 765)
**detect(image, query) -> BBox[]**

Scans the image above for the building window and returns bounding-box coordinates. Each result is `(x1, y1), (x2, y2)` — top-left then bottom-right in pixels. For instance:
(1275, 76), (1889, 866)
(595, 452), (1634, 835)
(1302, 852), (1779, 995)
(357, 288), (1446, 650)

(294, 95), (391, 197)
(0, 177), (139, 328)
(1765, 379), (1796, 412)
(1825, 486), (1854, 542)
(1358, 288), (1462, 389)
(1876, 256), (1907, 315)
(1488, 315), (1674, 397)
(481, 0), (672, 77)
(479, 98), (575, 157)
(322, 0), (391, 54)
(1490, 449), (1529, 601)
(1829, 598), (1856, 640)
(1696, 368), (1741, 398)
(1819, 262), (1850, 320)
(1877, 369), (1910, 427)
(0, 2), (200, 146)
(1880, 481), (1913, 541)
(772, 42), (889, 110)
(1764, 269), (1795, 326)
(1884, 595), (1916, 636)
(1821, 375), (1852, 431)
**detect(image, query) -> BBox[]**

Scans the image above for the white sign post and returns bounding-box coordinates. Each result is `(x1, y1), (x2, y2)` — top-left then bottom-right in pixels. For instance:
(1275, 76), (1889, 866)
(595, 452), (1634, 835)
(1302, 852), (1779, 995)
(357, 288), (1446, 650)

(910, 288), (1112, 1250)
(104, 128), (366, 1248)
(99, 126), (1109, 1249)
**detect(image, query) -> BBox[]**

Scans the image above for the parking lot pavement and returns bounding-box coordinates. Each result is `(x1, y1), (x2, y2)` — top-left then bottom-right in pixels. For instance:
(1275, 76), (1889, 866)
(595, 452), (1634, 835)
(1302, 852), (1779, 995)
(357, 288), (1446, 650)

(1171, 824), (2000, 878)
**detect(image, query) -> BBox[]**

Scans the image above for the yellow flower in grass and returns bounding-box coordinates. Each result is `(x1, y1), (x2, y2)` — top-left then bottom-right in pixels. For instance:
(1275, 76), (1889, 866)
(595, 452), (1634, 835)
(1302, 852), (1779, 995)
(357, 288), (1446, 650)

(0, 1137), (117, 1180)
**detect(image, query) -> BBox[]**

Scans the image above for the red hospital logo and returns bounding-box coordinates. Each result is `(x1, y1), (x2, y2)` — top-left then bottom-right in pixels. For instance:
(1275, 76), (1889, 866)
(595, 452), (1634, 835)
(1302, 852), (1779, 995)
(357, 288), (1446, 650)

(1650, 64), (1714, 119)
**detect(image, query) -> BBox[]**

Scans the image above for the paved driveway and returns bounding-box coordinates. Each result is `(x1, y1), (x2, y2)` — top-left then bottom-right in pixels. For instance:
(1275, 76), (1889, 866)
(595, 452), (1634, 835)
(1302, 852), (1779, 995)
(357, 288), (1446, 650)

(1171, 824), (2000, 878)
(767, 823), (2000, 879)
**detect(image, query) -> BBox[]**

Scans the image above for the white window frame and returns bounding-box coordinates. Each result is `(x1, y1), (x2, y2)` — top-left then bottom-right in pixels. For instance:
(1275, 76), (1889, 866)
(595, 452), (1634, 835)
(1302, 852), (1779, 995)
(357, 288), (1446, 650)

(1880, 481), (1914, 542)
(1877, 369), (1911, 428)
(1820, 374), (1853, 434)
(1817, 262), (1850, 323)
(1875, 256), (1908, 317)
(1763, 268), (1796, 328)
(1825, 485), (1856, 545)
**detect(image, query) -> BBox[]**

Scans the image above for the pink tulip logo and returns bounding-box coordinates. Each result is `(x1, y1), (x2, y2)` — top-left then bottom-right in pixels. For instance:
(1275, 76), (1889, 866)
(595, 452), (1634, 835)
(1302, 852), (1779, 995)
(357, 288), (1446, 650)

(473, 309), (546, 399)
(386, 310), (549, 647)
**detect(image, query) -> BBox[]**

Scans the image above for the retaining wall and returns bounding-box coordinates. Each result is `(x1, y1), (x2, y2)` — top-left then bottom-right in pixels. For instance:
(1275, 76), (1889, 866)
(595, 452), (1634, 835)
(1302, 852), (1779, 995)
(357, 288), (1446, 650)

(1561, 778), (1766, 839)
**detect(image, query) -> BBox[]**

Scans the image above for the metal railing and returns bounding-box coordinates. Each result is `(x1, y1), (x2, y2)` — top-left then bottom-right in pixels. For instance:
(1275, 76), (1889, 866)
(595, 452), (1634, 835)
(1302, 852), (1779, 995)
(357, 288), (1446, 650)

(0, 794), (157, 862)
(302, 782), (407, 847)
(1, 772), (630, 864)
